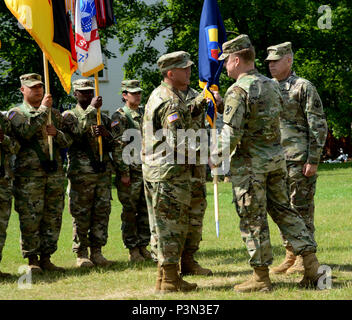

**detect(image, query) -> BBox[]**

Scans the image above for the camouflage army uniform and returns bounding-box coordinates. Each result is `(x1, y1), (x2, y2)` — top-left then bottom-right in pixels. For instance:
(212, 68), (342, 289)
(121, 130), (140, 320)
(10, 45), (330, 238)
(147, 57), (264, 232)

(278, 71), (327, 245)
(62, 103), (114, 255)
(111, 104), (150, 251)
(9, 101), (69, 259)
(142, 80), (205, 266)
(218, 67), (317, 267)
(0, 112), (20, 268)
(181, 89), (208, 256)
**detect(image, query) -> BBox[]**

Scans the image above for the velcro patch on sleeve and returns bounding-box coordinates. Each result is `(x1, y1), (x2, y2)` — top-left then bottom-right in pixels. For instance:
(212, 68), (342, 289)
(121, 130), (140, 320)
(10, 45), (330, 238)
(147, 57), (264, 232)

(8, 111), (16, 120)
(167, 112), (179, 123)
(111, 120), (120, 127)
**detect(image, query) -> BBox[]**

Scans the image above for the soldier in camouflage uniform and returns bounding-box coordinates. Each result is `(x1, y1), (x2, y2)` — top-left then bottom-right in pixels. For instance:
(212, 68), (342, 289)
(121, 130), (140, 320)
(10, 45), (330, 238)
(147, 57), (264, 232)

(9, 73), (69, 273)
(0, 112), (20, 278)
(213, 35), (323, 292)
(111, 80), (151, 263)
(62, 79), (114, 268)
(142, 51), (206, 293)
(179, 85), (213, 276)
(266, 42), (328, 275)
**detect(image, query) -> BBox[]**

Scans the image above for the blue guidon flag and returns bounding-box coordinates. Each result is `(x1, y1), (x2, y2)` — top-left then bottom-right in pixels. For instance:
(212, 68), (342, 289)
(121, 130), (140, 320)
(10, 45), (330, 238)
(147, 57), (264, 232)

(198, 0), (227, 128)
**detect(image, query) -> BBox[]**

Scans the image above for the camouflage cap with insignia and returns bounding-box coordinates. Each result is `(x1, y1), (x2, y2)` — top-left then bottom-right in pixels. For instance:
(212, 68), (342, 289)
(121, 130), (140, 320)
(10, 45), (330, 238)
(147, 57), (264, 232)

(20, 73), (44, 87)
(121, 80), (143, 93)
(157, 51), (194, 73)
(72, 79), (95, 91)
(265, 42), (293, 61)
(218, 34), (252, 61)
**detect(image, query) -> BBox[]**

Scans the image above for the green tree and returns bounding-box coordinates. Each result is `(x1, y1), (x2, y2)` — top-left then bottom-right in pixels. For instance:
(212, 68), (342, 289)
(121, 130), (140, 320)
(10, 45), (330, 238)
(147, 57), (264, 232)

(112, 0), (352, 139)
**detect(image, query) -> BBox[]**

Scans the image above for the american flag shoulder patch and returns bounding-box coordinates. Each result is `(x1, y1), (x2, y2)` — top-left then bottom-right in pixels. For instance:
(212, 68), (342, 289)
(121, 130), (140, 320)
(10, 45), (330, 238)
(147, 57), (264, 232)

(111, 120), (120, 127)
(8, 111), (16, 120)
(167, 112), (179, 123)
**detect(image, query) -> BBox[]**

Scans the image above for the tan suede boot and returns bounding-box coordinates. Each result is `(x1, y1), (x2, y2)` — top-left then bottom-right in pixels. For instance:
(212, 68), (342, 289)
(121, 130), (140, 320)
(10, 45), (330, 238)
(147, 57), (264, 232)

(139, 246), (152, 260)
(180, 253), (213, 276)
(299, 252), (322, 288)
(90, 247), (114, 266)
(28, 255), (43, 274)
(129, 247), (145, 262)
(286, 255), (305, 275)
(40, 254), (65, 272)
(234, 266), (272, 293)
(270, 246), (296, 274)
(160, 264), (197, 294)
(76, 248), (94, 268)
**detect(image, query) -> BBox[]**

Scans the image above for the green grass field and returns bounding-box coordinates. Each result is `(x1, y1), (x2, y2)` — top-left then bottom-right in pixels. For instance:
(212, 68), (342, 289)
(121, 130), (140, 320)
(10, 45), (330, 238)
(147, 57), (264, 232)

(0, 162), (351, 300)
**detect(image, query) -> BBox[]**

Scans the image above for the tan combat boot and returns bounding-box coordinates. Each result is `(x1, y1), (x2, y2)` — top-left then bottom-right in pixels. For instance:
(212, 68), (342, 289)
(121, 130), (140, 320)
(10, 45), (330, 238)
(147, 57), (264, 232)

(76, 248), (94, 268)
(160, 264), (197, 294)
(180, 253), (213, 276)
(40, 254), (65, 272)
(270, 246), (296, 274)
(139, 246), (152, 260)
(154, 263), (163, 293)
(286, 255), (305, 275)
(223, 176), (231, 183)
(234, 266), (272, 293)
(129, 247), (145, 263)
(90, 247), (114, 267)
(299, 252), (322, 288)
(28, 255), (43, 274)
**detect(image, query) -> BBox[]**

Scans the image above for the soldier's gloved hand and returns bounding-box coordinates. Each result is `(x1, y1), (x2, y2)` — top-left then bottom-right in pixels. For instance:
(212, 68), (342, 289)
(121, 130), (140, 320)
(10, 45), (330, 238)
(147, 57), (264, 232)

(0, 128), (4, 143)
(46, 124), (57, 136)
(91, 96), (103, 109)
(42, 94), (53, 108)
(92, 125), (109, 137)
(121, 175), (131, 187)
(303, 163), (318, 177)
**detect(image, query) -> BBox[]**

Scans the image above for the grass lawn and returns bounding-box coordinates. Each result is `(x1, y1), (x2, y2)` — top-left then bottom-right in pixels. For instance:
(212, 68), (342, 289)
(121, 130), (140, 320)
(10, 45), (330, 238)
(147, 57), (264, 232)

(0, 162), (351, 300)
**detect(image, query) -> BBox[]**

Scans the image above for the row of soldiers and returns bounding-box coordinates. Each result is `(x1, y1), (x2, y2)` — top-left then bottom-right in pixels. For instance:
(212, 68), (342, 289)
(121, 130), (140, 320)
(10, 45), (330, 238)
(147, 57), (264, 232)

(0, 34), (328, 295)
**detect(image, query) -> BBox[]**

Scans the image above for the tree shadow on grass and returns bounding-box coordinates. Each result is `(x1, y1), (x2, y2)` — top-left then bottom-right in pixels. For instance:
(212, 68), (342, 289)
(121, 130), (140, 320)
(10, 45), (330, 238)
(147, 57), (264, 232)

(328, 263), (352, 273)
(197, 244), (287, 265)
(2, 259), (157, 285)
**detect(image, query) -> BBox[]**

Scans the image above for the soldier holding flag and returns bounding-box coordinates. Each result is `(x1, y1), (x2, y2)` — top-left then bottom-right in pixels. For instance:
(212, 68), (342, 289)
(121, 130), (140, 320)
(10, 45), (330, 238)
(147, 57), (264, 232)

(9, 74), (69, 273)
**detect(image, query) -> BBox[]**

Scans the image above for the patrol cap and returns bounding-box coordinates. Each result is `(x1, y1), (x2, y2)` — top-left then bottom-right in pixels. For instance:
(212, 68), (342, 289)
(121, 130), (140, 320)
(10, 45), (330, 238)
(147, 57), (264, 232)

(157, 51), (194, 73)
(265, 42), (293, 61)
(72, 79), (95, 91)
(20, 73), (44, 87)
(218, 34), (252, 61)
(121, 80), (143, 93)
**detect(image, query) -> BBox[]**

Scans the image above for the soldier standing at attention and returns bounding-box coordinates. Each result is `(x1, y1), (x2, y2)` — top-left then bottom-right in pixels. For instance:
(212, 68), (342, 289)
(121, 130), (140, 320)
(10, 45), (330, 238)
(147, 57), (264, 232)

(62, 79), (114, 268)
(111, 80), (151, 263)
(213, 35), (323, 292)
(142, 51), (206, 293)
(265, 42), (328, 275)
(178, 83), (214, 277)
(9, 73), (69, 273)
(0, 111), (20, 277)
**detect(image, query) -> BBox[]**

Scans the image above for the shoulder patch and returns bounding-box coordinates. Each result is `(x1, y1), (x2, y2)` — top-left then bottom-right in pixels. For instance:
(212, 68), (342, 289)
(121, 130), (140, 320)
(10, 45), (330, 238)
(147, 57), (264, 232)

(8, 111), (16, 120)
(167, 112), (179, 123)
(111, 119), (120, 127)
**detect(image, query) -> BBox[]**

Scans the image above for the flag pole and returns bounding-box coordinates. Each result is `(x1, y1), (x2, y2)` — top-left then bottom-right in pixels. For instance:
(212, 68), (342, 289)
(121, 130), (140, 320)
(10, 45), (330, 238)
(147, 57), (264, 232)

(43, 53), (53, 161)
(212, 119), (220, 238)
(94, 72), (103, 162)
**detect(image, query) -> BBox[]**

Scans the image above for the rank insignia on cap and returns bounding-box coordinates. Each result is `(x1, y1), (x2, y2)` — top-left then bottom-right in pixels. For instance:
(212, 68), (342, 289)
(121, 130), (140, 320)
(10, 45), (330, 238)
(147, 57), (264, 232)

(8, 111), (16, 120)
(111, 120), (120, 127)
(167, 112), (179, 123)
